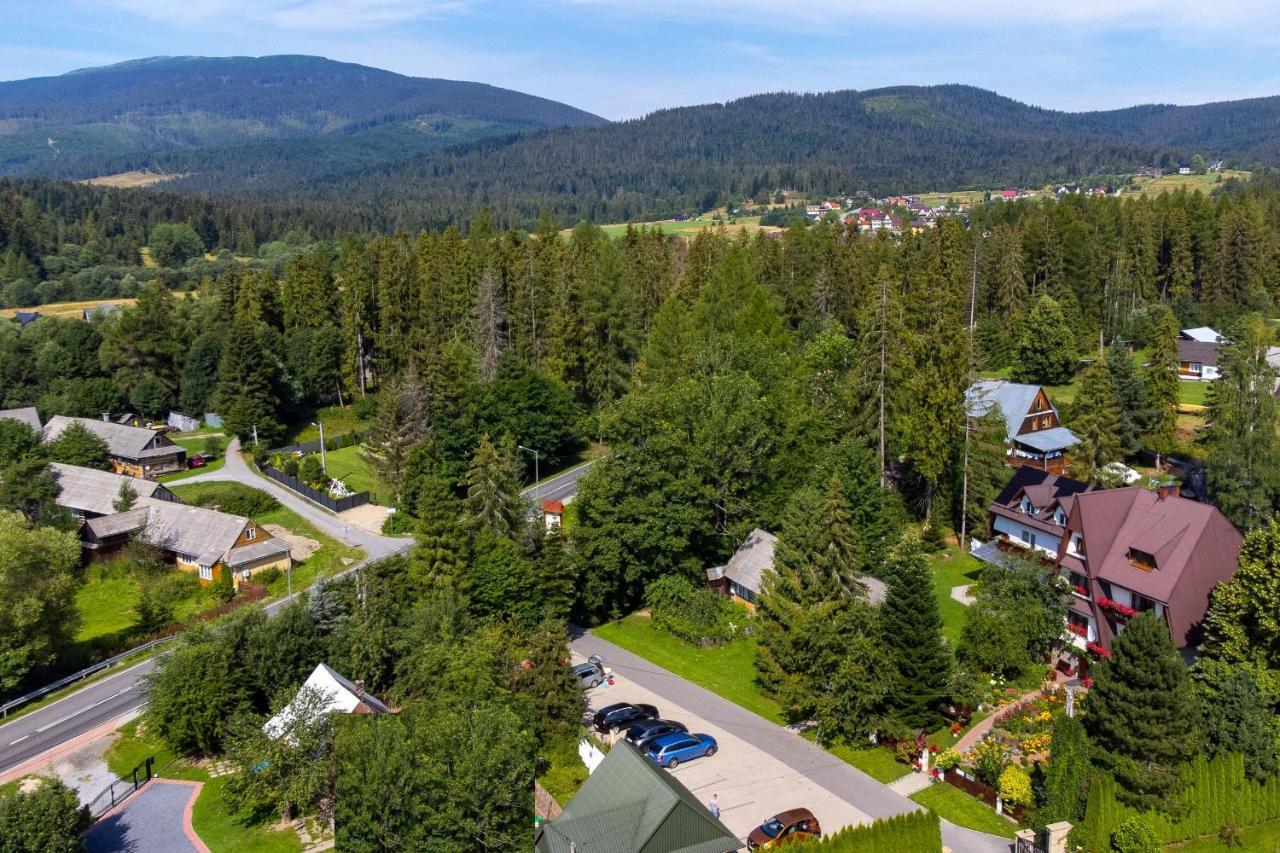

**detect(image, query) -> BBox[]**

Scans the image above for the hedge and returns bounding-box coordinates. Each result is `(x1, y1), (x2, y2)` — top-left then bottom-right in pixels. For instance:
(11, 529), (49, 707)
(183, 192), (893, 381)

(1079, 753), (1280, 849)
(795, 810), (941, 852)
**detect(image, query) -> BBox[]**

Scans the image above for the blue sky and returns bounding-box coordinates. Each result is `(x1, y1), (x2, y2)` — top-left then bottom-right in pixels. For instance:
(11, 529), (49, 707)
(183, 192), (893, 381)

(3, 1), (1279, 120)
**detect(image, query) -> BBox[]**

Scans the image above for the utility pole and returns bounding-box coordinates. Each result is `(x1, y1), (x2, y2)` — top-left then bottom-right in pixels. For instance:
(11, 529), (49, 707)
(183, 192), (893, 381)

(314, 420), (326, 473)
(518, 444), (540, 514)
(252, 424), (258, 448)
(959, 229), (987, 545)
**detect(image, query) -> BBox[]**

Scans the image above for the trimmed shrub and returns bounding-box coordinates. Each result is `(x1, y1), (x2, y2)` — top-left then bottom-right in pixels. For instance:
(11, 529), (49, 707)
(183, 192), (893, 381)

(793, 810), (941, 851)
(1111, 818), (1159, 853)
(1000, 763), (1033, 808)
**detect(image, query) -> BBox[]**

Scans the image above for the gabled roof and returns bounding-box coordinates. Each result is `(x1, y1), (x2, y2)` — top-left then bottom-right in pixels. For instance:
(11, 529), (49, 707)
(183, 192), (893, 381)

(264, 663), (390, 739)
(227, 538), (292, 567)
(48, 462), (173, 517)
(83, 497), (260, 564)
(991, 467), (1093, 535)
(0, 407), (42, 431)
(723, 529), (776, 595)
(535, 741), (739, 853)
(1072, 487), (1242, 645)
(966, 380), (1045, 440)
(1180, 327), (1224, 343)
(1177, 339), (1220, 367)
(42, 415), (178, 460)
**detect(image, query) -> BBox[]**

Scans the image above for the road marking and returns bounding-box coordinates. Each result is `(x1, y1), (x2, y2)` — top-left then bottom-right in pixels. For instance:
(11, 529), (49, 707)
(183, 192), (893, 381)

(8, 736), (27, 745)
(36, 687), (135, 733)
(0, 657), (158, 737)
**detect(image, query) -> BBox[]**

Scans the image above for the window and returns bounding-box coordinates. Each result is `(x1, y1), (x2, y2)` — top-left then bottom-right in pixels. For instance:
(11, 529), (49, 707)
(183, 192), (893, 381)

(1127, 548), (1158, 571)
(1053, 508), (1066, 526)
(244, 526), (256, 541)
(198, 565), (213, 581)
(1020, 496), (1034, 514)
(1132, 593), (1158, 613)
(1026, 530), (1038, 549)
(1190, 362), (1202, 373)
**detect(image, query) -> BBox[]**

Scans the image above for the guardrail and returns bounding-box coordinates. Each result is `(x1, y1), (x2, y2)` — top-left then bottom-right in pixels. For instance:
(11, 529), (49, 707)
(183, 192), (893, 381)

(0, 635), (179, 719)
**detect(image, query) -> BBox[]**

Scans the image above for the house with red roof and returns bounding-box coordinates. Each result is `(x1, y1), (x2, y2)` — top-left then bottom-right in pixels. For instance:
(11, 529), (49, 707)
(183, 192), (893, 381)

(975, 467), (1242, 670)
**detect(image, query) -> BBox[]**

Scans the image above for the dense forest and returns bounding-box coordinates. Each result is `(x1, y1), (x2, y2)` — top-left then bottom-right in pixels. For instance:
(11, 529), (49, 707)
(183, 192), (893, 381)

(0, 55), (603, 179)
(5, 168), (1280, 848)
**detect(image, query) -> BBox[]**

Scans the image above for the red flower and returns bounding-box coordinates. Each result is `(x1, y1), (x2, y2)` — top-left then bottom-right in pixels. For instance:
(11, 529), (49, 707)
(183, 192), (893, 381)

(929, 743), (940, 753)
(1086, 642), (1112, 658)
(1082, 677), (1094, 688)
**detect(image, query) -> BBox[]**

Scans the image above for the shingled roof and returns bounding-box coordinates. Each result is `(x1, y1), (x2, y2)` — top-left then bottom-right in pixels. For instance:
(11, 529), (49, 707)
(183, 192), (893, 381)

(535, 741), (739, 853)
(48, 462), (174, 517)
(718, 528), (887, 604)
(83, 497), (257, 565)
(0, 407), (42, 431)
(42, 415), (179, 460)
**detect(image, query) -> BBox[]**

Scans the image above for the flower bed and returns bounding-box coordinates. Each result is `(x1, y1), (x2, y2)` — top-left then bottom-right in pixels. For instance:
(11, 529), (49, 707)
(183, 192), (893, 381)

(986, 686), (1064, 759)
(1097, 597), (1137, 618)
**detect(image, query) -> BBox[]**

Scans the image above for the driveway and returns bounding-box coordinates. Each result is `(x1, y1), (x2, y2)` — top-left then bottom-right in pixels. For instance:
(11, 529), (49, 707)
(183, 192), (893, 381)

(571, 632), (1012, 853)
(84, 780), (208, 853)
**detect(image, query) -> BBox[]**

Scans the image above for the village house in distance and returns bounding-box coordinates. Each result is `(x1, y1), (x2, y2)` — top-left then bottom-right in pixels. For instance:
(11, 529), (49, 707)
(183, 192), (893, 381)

(42, 414), (186, 479)
(965, 380), (1080, 474)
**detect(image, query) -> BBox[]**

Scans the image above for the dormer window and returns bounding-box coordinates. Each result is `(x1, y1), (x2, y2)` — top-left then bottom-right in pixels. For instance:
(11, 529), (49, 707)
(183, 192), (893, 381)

(1053, 508), (1066, 526)
(245, 526), (257, 541)
(1020, 496), (1034, 514)
(1128, 548), (1157, 571)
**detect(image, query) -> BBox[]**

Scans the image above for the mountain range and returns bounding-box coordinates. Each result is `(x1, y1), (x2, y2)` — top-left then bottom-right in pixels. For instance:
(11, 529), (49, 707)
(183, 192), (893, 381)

(2, 55), (1279, 228)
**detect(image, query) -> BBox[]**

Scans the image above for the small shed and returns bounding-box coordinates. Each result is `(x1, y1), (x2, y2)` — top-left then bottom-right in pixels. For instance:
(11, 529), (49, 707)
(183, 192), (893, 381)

(167, 411), (201, 433)
(542, 499), (565, 529)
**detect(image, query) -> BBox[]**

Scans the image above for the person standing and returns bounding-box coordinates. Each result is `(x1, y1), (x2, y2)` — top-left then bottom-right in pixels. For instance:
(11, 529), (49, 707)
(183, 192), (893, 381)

(708, 794), (720, 819)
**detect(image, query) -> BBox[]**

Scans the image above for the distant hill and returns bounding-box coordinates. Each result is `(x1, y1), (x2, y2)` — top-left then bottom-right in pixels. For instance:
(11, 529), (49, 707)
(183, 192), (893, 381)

(246, 84), (1277, 229)
(0, 54), (605, 180)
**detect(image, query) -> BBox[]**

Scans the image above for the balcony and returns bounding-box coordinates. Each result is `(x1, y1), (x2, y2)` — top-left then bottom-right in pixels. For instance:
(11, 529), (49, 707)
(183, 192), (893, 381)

(1066, 622), (1088, 638)
(1098, 597), (1137, 619)
(1086, 642), (1112, 658)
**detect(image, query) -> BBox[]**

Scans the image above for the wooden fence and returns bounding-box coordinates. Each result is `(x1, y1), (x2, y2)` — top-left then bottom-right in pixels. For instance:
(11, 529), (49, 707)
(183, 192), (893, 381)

(943, 768), (1028, 824)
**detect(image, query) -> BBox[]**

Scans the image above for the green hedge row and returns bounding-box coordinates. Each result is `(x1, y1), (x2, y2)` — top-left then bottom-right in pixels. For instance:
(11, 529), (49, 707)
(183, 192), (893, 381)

(796, 810), (941, 852)
(1080, 754), (1280, 849)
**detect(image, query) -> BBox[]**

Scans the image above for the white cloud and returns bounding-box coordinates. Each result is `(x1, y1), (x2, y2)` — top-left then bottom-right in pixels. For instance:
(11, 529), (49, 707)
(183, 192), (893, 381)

(101, 0), (469, 32)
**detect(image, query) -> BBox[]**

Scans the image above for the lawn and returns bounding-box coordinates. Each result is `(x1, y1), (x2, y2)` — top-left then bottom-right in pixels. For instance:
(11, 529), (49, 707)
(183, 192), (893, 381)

(0, 297), (137, 320)
(319, 444), (388, 501)
(73, 563), (221, 656)
(287, 404), (371, 445)
(1177, 380), (1212, 407)
(106, 720), (302, 853)
(1120, 170), (1249, 198)
(592, 614), (913, 783)
(925, 537), (983, 645)
(159, 434), (228, 482)
(588, 215), (771, 241)
(1166, 820), (1280, 851)
(909, 781), (1018, 838)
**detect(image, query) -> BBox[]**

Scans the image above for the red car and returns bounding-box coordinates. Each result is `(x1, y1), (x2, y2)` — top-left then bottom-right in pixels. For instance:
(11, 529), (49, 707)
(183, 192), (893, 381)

(187, 456), (207, 469)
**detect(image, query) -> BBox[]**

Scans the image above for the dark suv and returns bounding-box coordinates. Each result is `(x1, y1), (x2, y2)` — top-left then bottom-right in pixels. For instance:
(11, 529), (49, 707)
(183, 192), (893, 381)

(592, 702), (659, 733)
(625, 719), (688, 750)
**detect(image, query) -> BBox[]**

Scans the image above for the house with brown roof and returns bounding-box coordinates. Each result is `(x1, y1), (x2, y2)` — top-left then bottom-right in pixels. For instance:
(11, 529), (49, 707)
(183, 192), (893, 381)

(1177, 327), (1226, 381)
(965, 380), (1080, 474)
(975, 467), (1242, 665)
(42, 415), (185, 479)
(81, 497), (291, 588)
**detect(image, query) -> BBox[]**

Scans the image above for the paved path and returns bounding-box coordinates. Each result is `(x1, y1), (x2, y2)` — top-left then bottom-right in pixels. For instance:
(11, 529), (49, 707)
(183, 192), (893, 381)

(571, 631), (1011, 853)
(888, 771), (935, 796)
(85, 780), (208, 853)
(953, 687), (1046, 755)
(950, 584), (976, 606)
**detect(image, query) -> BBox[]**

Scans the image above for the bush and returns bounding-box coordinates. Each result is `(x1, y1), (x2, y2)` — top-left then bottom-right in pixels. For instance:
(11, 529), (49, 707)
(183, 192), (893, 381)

(202, 436), (225, 458)
(935, 749), (963, 772)
(644, 574), (739, 645)
(999, 763), (1033, 808)
(255, 567), (283, 587)
(1111, 818), (1159, 853)
(182, 483), (279, 518)
(0, 778), (89, 851)
(382, 510), (414, 535)
(796, 810), (941, 850)
(969, 737), (1008, 787)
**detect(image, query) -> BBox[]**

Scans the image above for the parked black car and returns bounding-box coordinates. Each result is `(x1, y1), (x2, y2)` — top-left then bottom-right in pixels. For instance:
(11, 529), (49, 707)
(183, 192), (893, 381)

(592, 702), (659, 733)
(625, 719), (688, 750)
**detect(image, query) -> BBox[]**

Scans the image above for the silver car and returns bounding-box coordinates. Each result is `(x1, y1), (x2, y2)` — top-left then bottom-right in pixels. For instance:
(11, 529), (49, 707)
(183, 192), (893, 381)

(572, 654), (606, 688)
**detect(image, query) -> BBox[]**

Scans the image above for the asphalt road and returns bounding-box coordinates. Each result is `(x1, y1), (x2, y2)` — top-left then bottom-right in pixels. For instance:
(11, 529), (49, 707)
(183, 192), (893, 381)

(571, 631), (1013, 853)
(0, 445), (593, 778)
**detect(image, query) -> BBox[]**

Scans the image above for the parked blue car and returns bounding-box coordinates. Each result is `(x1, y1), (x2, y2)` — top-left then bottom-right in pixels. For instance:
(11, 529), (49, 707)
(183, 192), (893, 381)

(643, 731), (717, 769)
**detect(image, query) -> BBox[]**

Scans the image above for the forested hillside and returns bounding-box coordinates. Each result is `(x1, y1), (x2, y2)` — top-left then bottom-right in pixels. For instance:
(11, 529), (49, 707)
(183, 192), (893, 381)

(226, 84), (1280, 230)
(0, 55), (604, 180)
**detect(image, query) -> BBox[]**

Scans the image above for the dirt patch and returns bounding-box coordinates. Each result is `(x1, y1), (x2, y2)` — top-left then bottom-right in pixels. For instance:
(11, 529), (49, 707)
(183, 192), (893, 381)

(264, 525), (320, 561)
(338, 504), (395, 536)
(82, 170), (188, 189)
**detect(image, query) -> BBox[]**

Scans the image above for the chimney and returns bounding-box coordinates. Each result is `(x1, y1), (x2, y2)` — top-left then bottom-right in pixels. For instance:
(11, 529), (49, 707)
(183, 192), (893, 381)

(354, 679), (366, 698)
(1157, 482), (1180, 501)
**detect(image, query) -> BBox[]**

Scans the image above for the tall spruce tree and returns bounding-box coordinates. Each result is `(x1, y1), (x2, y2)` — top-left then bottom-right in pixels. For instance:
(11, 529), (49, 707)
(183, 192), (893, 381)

(1083, 612), (1203, 811)
(407, 477), (470, 589)
(1204, 317), (1279, 530)
(1143, 305), (1181, 465)
(878, 536), (951, 729)
(1068, 361), (1122, 482)
(537, 529), (577, 620)
(462, 434), (523, 540)
(1201, 517), (1280, 693)
(961, 406), (1009, 543)
(1106, 345), (1149, 456)
(361, 372), (429, 503)
(1012, 295), (1077, 385)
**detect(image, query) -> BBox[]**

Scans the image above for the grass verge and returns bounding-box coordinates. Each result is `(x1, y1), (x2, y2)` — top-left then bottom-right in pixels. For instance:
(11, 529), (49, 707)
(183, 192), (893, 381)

(1166, 820), (1280, 851)
(910, 781), (1018, 838)
(925, 538), (982, 645)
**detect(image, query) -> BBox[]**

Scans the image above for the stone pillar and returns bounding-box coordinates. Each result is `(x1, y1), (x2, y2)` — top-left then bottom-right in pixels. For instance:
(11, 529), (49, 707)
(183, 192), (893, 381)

(1014, 829), (1036, 853)
(1045, 822), (1073, 853)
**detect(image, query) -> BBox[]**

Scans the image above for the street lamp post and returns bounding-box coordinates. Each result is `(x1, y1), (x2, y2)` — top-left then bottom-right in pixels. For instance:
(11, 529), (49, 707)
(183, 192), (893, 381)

(518, 444), (540, 515)
(313, 420), (326, 473)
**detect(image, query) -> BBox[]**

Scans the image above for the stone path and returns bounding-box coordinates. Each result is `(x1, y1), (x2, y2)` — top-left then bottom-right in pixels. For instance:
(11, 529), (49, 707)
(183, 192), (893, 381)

(84, 779), (207, 853)
(887, 771), (934, 796)
(950, 584), (976, 605)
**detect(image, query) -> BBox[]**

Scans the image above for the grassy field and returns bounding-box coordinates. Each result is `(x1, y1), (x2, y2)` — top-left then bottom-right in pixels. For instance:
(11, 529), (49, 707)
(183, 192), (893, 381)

(1121, 170), (1249, 197)
(82, 170), (187, 189)
(287, 404), (371, 445)
(592, 613), (914, 782)
(0, 298), (136, 320)
(585, 215), (775, 240)
(926, 538), (984, 645)
(106, 720), (302, 853)
(158, 434), (228, 482)
(1177, 380), (1212, 407)
(1166, 820), (1280, 851)
(915, 190), (991, 208)
(910, 782), (1018, 838)
(320, 445), (386, 500)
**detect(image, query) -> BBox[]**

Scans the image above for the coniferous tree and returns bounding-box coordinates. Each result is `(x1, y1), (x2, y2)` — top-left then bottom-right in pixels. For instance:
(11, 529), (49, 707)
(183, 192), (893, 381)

(1144, 304), (1181, 464)
(462, 434), (523, 540)
(852, 263), (906, 484)
(537, 529), (576, 620)
(1204, 317), (1279, 530)
(1201, 517), (1280, 693)
(960, 406), (1008, 543)
(1194, 663), (1278, 780)
(1040, 713), (1090, 825)
(1083, 612), (1203, 811)
(472, 267), (508, 383)
(1068, 361), (1122, 482)
(215, 323), (283, 447)
(113, 481), (138, 513)
(878, 536), (951, 729)
(1105, 345), (1149, 455)
(1012, 295), (1077, 385)
(407, 476), (470, 589)
(361, 372), (429, 504)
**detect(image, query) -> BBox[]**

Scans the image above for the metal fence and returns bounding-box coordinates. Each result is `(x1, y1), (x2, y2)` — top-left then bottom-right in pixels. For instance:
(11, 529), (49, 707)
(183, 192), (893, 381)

(261, 466), (370, 512)
(86, 756), (155, 819)
(0, 635), (179, 719)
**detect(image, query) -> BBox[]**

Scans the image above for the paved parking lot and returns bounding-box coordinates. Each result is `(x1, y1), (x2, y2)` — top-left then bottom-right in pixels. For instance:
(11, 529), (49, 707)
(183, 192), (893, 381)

(579, 655), (876, 842)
